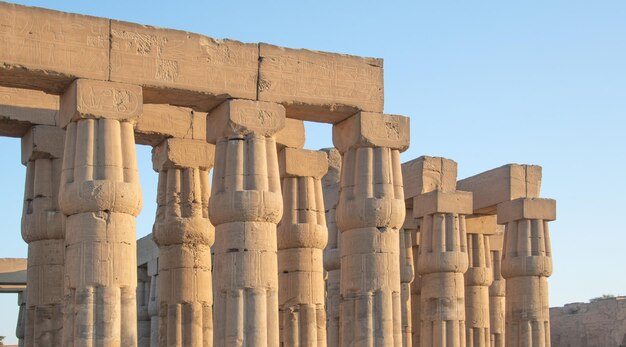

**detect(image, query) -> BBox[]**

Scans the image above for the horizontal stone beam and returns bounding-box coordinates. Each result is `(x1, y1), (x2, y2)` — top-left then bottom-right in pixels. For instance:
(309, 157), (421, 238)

(0, 258), (27, 291)
(0, 2), (384, 122)
(457, 164), (542, 215)
(0, 86), (58, 137)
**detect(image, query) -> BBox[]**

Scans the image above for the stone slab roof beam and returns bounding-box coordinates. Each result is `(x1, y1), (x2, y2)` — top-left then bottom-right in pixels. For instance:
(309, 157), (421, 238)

(457, 164), (542, 215)
(0, 2), (386, 123)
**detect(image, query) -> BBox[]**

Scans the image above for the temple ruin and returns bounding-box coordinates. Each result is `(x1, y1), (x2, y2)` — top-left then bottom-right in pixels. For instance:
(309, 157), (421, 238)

(0, 2), (557, 346)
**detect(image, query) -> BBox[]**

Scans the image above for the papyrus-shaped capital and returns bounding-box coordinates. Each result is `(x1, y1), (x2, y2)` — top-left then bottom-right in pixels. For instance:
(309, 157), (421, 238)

(332, 112), (409, 153)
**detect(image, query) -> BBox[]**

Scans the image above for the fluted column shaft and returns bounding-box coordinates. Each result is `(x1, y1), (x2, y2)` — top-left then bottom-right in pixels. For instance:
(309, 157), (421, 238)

(410, 232), (421, 347)
(278, 148), (328, 346)
(400, 221), (415, 347)
(464, 232), (493, 347)
(333, 112), (409, 347)
(415, 190), (473, 347)
(20, 126), (65, 347)
(152, 138), (215, 347)
(337, 147), (405, 346)
(17, 291), (26, 347)
(208, 99), (285, 346)
(498, 198), (555, 347)
(138, 268), (151, 347)
(59, 79), (143, 347)
(489, 248), (505, 347)
(148, 274), (159, 347)
(321, 148), (341, 347)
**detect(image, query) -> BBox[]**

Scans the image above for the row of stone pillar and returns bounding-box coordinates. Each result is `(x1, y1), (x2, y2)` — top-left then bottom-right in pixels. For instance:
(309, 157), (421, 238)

(16, 78), (414, 347)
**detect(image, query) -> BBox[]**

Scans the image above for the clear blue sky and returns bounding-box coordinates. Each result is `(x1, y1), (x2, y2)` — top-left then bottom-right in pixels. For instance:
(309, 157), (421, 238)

(1, 0), (625, 343)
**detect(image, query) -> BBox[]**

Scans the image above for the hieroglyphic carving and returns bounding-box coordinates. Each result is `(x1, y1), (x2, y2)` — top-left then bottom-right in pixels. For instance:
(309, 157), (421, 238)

(259, 43), (384, 122)
(59, 79), (143, 127)
(110, 21), (258, 108)
(0, 2), (109, 91)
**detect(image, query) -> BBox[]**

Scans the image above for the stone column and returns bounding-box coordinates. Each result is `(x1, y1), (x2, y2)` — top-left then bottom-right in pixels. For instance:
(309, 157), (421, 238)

(414, 189), (473, 347)
(148, 272), (159, 347)
(20, 125), (65, 347)
(277, 148), (328, 346)
(320, 148), (341, 347)
(402, 207), (421, 347)
(400, 210), (416, 347)
(17, 291), (26, 347)
(59, 79), (143, 347)
(138, 268), (151, 347)
(208, 99), (285, 346)
(497, 198), (556, 347)
(333, 112), (409, 346)
(488, 230), (505, 347)
(151, 138), (215, 346)
(464, 216), (496, 347)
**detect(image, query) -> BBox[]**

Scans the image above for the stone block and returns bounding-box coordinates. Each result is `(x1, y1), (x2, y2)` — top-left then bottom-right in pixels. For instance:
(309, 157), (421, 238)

(457, 164), (542, 214)
(258, 43), (384, 123)
(59, 79), (143, 128)
(0, 86), (58, 137)
(110, 20), (258, 110)
(402, 156), (457, 199)
(135, 104), (193, 145)
(207, 99), (285, 142)
(275, 118), (305, 149)
(0, 2), (110, 93)
(465, 215), (498, 235)
(489, 230), (504, 251)
(497, 198), (556, 224)
(413, 190), (473, 218)
(152, 138), (215, 171)
(278, 147), (328, 179)
(332, 112), (409, 153)
(21, 125), (65, 164)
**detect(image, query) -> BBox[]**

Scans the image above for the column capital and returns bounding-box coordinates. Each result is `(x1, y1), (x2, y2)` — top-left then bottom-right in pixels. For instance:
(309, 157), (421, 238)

(20, 125), (65, 165)
(332, 111), (409, 153)
(152, 138), (215, 171)
(206, 99), (285, 142)
(60, 79), (143, 128)
(278, 147), (328, 179)
(497, 197), (556, 224)
(412, 189), (473, 218)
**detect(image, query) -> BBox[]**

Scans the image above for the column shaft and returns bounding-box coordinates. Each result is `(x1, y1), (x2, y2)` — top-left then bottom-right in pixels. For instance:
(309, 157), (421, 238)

(400, 226), (415, 347)
(498, 198), (555, 347)
(337, 147), (405, 346)
(208, 99), (285, 346)
(152, 138), (215, 347)
(489, 249), (505, 347)
(21, 125), (65, 347)
(278, 148), (328, 346)
(59, 79), (143, 347)
(464, 233), (493, 347)
(321, 148), (341, 347)
(418, 213), (468, 347)
(138, 268), (151, 347)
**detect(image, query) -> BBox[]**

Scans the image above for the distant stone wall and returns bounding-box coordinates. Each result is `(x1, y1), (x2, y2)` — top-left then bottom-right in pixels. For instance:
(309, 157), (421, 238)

(551, 297), (626, 347)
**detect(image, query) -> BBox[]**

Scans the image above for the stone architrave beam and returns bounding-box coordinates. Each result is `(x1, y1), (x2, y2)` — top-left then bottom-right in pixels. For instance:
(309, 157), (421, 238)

(457, 164), (542, 215)
(0, 2), (385, 122)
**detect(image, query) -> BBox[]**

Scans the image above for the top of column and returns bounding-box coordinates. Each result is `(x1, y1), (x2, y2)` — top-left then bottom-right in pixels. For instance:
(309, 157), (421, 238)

(59, 79), (143, 128)
(332, 111), (410, 153)
(206, 99), (286, 143)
